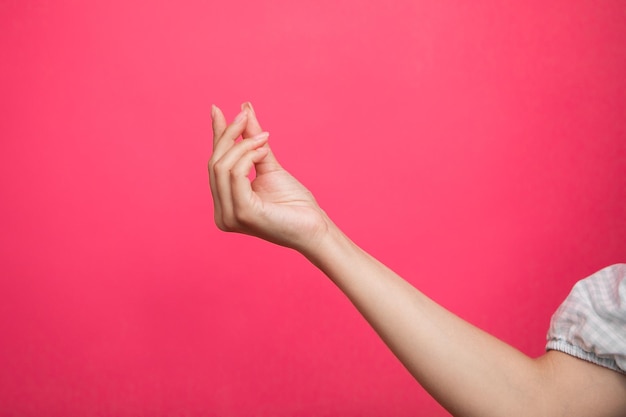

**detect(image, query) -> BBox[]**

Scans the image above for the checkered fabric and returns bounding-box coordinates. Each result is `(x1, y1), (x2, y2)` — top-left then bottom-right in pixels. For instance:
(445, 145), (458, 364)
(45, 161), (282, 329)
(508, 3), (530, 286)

(546, 264), (626, 374)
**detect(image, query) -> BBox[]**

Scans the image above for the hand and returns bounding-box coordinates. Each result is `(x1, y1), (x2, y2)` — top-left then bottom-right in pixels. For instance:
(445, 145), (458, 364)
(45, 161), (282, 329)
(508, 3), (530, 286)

(209, 103), (332, 253)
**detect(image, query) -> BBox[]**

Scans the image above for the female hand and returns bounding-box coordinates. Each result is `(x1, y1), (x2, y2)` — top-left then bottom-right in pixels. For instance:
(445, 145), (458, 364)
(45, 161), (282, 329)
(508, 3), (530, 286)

(209, 103), (332, 254)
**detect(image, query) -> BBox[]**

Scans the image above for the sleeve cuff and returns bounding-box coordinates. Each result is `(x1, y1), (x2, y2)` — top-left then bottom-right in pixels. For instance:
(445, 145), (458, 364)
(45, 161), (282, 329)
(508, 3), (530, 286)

(546, 338), (625, 374)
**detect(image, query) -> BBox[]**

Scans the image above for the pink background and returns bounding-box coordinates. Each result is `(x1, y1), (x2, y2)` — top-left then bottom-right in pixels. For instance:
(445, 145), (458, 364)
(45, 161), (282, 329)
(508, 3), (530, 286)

(1, 1), (625, 416)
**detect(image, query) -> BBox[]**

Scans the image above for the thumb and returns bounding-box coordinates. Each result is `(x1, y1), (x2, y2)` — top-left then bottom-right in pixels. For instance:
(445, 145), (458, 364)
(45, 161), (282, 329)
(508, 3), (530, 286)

(241, 102), (282, 171)
(241, 102), (263, 137)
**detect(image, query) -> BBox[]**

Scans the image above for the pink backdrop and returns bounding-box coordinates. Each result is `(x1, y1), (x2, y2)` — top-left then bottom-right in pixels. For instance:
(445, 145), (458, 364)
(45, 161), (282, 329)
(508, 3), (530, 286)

(1, 1), (625, 416)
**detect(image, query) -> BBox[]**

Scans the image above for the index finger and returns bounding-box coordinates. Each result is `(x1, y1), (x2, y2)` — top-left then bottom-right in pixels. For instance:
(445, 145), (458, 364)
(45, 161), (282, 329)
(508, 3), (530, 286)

(211, 104), (227, 149)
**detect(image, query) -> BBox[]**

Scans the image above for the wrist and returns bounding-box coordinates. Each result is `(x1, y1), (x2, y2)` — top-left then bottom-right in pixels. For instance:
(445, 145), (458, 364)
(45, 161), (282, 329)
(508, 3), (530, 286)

(299, 216), (355, 270)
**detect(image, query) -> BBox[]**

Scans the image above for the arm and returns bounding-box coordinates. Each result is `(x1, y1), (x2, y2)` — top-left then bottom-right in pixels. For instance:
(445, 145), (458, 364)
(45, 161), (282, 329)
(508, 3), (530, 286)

(208, 103), (626, 417)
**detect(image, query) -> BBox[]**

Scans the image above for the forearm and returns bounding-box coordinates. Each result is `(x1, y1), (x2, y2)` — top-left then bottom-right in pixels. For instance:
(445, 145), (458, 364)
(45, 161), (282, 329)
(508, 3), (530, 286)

(304, 223), (546, 417)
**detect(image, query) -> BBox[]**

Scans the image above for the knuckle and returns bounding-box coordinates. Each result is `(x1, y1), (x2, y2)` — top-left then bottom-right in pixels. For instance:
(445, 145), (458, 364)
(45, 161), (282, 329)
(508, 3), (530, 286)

(229, 164), (245, 180)
(212, 159), (225, 173)
(215, 220), (227, 232)
(212, 155), (233, 174)
(215, 213), (238, 232)
(233, 208), (252, 226)
(214, 215), (228, 231)
(221, 216), (240, 232)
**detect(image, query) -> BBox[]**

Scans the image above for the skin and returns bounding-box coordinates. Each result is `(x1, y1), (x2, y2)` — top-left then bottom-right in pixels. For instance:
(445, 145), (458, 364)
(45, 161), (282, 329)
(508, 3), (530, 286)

(208, 102), (626, 417)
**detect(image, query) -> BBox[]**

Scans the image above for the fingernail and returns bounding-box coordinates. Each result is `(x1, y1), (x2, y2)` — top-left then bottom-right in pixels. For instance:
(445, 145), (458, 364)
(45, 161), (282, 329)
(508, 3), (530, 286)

(251, 132), (270, 142)
(241, 102), (254, 114)
(233, 111), (247, 124)
(211, 104), (217, 119)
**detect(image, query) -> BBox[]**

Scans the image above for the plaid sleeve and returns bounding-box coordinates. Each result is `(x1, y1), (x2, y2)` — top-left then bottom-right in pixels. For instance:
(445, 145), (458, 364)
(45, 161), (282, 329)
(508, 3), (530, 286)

(546, 263), (626, 374)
